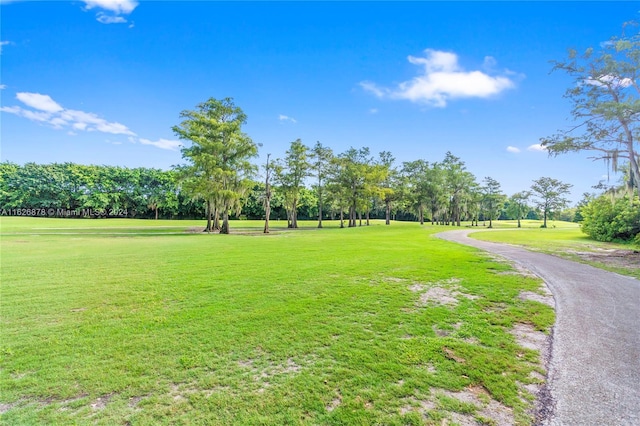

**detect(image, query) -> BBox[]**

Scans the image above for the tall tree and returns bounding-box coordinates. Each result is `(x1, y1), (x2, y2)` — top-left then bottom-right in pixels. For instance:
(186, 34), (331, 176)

(310, 141), (333, 228)
(481, 176), (504, 228)
(274, 139), (310, 229)
(378, 151), (397, 225)
(263, 154), (273, 233)
(173, 97), (258, 234)
(442, 152), (475, 226)
(507, 191), (531, 228)
(541, 23), (640, 197)
(530, 177), (572, 228)
(401, 160), (430, 225)
(329, 147), (373, 228)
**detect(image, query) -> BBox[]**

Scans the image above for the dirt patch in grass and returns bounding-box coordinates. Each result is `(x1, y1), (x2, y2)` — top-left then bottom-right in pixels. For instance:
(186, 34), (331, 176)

(90, 393), (115, 410)
(569, 248), (640, 269)
(0, 402), (17, 414)
(519, 288), (554, 307)
(511, 323), (548, 352)
(326, 394), (342, 412)
(400, 385), (515, 425)
(237, 356), (304, 393)
(409, 279), (478, 307)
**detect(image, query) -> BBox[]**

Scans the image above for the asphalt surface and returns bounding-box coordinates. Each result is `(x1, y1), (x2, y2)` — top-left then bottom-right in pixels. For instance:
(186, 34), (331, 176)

(436, 229), (640, 426)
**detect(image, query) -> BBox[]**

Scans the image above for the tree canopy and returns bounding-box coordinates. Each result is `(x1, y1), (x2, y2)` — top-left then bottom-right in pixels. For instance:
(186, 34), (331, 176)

(172, 97), (258, 234)
(542, 23), (640, 197)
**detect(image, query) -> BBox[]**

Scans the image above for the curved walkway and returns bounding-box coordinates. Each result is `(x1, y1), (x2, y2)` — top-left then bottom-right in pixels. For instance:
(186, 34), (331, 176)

(436, 229), (640, 426)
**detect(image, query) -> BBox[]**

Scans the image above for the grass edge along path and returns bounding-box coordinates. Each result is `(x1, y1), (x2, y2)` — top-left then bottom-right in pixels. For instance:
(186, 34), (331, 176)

(467, 221), (640, 280)
(1, 218), (553, 425)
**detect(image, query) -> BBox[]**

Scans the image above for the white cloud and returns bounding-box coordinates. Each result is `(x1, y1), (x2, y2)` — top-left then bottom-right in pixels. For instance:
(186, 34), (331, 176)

(483, 56), (497, 71)
(0, 41), (9, 54)
(82, 0), (137, 25)
(0, 84), (6, 90)
(278, 114), (297, 123)
(138, 138), (182, 151)
(82, 0), (138, 15)
(506, 146), (521, 153)
(2, 92), (136, 137)
(3, 91), (189, 151)
(585, 74), (633, 89)
(527, 143), (547, 152)
(96, 12), (127, 24)
(361, 49), (517, 107)
(359, 81), (385, 98)
(16, 92), (63, 112)
(369, 108), (378, 114)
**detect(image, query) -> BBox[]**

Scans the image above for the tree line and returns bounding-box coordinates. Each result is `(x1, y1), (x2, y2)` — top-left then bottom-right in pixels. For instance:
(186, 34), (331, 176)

(0, 143), (574, 232)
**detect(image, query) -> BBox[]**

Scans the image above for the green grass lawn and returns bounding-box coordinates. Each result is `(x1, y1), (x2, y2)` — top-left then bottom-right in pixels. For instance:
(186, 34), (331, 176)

(1, 218), (553, 425)
(468, 220), (640, 279)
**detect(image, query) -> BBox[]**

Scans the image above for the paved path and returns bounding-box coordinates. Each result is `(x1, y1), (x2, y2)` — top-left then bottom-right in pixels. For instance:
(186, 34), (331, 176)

(436, 229), (640, 426)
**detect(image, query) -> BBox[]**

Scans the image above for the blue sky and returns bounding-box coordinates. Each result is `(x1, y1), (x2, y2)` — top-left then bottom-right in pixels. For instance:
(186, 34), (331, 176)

(2, 1), (639, 203)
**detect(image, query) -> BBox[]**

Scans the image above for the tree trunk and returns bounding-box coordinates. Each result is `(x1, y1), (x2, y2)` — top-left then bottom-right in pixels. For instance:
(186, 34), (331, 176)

(290, 199), (298, 229)
(205, 200), (212, 232)
(263, 201), (270, 234)
(542, 209), (548, 228)
(358, 211), (362, 227)
(221, 210), (230, 234)
(419, 206), (424, 225)
(155, 207), (158, 220)
(517, 218), (521, 228)
(317, 197), (323, 228)
(340, 209), (344, 228)
(366, 210), (370, 226)
(385, 200), (391, 225)
(212, 205), (221, 231)
(349, 204), (356, 227)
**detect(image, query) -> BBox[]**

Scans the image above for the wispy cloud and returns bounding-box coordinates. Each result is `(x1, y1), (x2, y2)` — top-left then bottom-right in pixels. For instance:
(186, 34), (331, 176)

(1, 91), (180, 151)
(0, 84), (6, 90)
(527, 143), (547, 152)
(278, 114), (297, 123)
(96, 13), (127, 24)
(585, 74), (633, 89)
(16, 92), (63, 112)
(506, 146), (521, 153)
(139, 138), (182, 151)
(0, 41), (11, 54)
(1, 94), (135, 136)
(82, 0), (138, 25)
(369, 108), (379, 114)
(360, 49), (518, 107)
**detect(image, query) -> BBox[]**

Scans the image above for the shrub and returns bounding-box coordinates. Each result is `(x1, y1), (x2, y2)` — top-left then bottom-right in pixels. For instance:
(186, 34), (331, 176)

(581, 195), (640, 242)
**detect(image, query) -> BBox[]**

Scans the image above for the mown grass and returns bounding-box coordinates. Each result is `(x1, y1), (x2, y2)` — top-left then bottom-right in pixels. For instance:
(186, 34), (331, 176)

(469, 220), (640, 279)
(1, 217), (553, 425)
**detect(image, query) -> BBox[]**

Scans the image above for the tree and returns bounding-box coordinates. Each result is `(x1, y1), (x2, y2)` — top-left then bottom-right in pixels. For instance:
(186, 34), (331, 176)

(140, 169), (178, 220)
(442, 152), (476, 226)
(530, 177), (572, 228)
(173, 97), (258, 234)
(481, 177), (504, 228)
(310, 141), (333, 228)
(378, 151), (397, 225)
(401, 160), (430, 225)
(506, 191), (531, 228)
(274, 139), (310, 229)
(329, 147), (374, 228)
(263, 154), (273, 233)
(541, 23), (640, 198)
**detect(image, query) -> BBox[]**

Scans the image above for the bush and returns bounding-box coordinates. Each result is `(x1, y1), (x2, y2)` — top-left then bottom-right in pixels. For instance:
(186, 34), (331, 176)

(581, 195), (640, 242)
